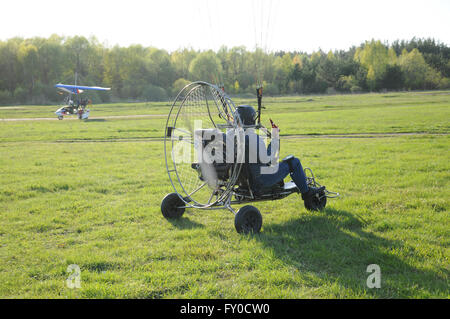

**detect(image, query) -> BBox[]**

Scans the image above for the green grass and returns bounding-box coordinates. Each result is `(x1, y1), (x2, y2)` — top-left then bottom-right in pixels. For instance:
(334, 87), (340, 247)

(0, 91), (449, 298)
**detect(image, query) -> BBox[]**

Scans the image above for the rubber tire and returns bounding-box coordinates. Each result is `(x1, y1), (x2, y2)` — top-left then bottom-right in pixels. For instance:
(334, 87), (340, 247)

(58, 116), (63, 120)
(161, 193), (185, 219)
(234, 205), (262, 234)
(304, 190), (327, 211)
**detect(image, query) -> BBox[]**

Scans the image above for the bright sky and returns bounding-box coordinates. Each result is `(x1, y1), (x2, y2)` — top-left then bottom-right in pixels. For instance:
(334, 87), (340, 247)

(1, 0), (449, 53)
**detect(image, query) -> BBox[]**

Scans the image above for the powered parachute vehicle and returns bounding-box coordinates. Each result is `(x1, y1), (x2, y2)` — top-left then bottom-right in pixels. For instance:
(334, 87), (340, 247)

(54, 84), (110, 120)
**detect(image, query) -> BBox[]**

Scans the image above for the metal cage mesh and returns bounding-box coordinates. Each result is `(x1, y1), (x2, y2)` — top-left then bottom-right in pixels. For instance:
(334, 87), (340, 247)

(165, 82), (242, 208)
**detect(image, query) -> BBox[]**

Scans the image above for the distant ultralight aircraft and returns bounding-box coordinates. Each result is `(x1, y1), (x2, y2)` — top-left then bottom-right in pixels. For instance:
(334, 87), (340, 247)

(54, 83), (110, 120)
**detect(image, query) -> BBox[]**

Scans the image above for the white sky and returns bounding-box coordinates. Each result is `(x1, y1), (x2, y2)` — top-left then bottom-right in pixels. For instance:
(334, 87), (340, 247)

(1, 0), (449, 53)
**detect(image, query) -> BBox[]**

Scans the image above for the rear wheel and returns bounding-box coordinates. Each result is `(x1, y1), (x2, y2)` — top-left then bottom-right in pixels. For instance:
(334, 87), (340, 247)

(304, 190), (327, 211)
(161, 193), (185, 219)
(234, 205), (262, 234)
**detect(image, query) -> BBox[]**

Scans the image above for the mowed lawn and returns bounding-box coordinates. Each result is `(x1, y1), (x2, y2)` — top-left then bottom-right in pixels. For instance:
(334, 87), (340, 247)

(0, 91), (448, 298)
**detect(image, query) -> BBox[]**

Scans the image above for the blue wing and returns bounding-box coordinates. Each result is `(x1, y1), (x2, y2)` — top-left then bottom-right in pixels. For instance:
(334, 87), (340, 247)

(55, 84), (111, 94)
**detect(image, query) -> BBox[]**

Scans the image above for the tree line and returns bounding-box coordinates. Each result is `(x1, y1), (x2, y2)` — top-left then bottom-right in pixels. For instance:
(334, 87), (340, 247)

(0, 35), (448, 105)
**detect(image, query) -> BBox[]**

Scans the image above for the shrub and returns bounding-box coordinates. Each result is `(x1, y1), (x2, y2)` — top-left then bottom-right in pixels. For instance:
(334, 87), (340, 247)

(172, 78), (191, 96)
(13, 86), (28, 104)
(0, 90), (13, 105)
(142, 85), (168, 101)
(350, 85), (362, 93)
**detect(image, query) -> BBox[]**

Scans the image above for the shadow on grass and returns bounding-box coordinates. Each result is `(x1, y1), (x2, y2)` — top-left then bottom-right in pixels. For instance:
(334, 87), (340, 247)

(168, 217), (204, 230)
(84, 119), (107, 122)
(255, 207), (447, 298)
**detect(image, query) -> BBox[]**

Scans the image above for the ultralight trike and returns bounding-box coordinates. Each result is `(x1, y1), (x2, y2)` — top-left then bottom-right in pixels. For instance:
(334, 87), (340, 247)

(161, 81), (338, 233)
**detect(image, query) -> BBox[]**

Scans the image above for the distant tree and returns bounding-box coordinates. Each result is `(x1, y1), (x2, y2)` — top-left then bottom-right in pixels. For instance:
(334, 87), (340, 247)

(234, 80), (240, 93)
(381, 64), (404, 90)
(147, 48), (175, 88)
(399, 48), (443, 90)
(316, 51), (339, 89)
(388, 47), (398, 65)
(337, 75), (358, 92)
(354, 40), (389, 90)
(172, 78), (191, 95)
(273, 53), (294, 94)
(13, 86), (27, 104)
(64, 36), (91, 80)
(189, 51), (222, 83)
(392, 37), (450, 77)
(296, 55), (316, 93)
(37, 34), (65, 86)
(290, 55), (303, 93)
(142, 84), (168, 101)
(17, 43), (38, 98)
(0, 38), (23, 94)
(0, 35), (449, 105)
(0, 90), (13, 105)
(171, 48), (197, 80)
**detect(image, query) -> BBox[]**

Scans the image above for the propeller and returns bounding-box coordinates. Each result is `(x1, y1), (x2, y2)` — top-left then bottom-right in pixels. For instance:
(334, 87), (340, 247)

(192, 127), (220, 190)
(166, 81), (242, 208)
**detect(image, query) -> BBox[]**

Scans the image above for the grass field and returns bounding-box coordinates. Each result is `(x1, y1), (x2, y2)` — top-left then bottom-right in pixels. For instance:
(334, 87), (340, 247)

(0, 91), (449, 298)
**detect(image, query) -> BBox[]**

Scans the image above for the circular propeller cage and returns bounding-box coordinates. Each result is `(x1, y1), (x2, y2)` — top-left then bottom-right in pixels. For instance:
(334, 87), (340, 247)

(164, 82), (244, 208)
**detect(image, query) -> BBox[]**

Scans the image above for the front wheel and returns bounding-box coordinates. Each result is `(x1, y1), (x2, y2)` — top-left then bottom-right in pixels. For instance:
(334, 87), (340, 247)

(161, 193), (185, 219)
(234, 205), (262, 234)
(58, 116), (63, 120)
(304, 190), (327, 211)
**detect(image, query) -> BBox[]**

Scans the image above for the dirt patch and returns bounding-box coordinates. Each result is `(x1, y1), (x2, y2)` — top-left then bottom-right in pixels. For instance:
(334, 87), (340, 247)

(0, 114), (166, 121)
(0, 107), (26, 110)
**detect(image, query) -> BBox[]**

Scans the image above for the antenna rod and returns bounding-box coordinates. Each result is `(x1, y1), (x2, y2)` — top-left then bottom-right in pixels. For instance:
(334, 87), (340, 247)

(256, 86), (263, 125)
